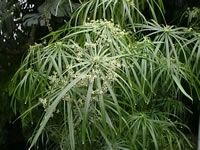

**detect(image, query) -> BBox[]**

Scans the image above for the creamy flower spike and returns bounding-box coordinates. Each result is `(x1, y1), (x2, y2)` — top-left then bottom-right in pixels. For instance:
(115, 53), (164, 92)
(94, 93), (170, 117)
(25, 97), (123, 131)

(84, 20), (127, 37)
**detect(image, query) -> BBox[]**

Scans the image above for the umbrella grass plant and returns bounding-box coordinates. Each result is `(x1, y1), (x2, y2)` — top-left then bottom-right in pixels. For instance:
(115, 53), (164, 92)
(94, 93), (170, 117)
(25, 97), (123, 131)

(9, 1), (200, 150)
(70, 0), (165, 29)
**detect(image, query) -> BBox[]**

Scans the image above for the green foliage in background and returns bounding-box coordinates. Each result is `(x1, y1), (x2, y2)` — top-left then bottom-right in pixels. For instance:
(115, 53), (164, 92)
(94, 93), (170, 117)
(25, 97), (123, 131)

(8, 0), (200, 150)
(181, 7), (200, 31)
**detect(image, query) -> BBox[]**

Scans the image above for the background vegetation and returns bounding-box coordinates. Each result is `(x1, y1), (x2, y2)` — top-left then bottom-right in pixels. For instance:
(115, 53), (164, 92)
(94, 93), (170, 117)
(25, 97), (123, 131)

(0, 0), (200, 150)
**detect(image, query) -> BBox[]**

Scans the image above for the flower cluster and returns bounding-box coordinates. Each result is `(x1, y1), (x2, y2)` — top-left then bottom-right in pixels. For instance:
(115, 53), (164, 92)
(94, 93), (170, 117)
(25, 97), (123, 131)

(84, 19), (127, 37)
(39, 97), (60, 116)
(39, 98), (47, 109)
(84, 42), (96, 48)
(109, 59), (121, 70)
(63, 94), (73, 102)
(48, 72), (68, 87)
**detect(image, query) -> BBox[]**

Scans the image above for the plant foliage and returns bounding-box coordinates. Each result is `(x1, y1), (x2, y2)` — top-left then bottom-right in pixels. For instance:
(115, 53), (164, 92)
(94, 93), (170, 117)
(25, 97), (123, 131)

(9, 0), (200, 150)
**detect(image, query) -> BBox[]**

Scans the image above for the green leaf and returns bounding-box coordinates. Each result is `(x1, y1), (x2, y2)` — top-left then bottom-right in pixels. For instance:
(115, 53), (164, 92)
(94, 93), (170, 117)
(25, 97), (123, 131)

(172, 74), (193, 101)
